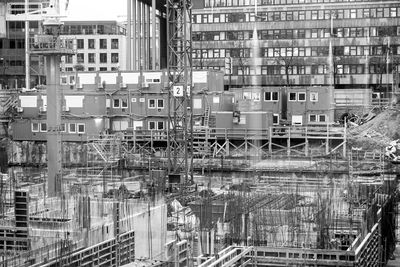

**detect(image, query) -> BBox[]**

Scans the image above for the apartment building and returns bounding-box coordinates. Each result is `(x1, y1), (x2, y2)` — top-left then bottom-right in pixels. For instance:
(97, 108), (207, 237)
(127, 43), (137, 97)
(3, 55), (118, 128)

(192, 0), (400, 98)
(60, 20), (127, 73)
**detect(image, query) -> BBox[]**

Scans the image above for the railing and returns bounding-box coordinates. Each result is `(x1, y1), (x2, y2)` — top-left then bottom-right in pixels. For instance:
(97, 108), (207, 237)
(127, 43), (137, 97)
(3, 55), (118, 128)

(371, 97), (391, 107)
(6, 2), (43, 16)
(121, 126), (346, 141)
(253, 246), (356, 266)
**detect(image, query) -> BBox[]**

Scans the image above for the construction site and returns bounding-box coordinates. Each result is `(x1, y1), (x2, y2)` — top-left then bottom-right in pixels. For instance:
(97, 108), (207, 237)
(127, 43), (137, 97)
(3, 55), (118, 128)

(0, 0), (400, 266)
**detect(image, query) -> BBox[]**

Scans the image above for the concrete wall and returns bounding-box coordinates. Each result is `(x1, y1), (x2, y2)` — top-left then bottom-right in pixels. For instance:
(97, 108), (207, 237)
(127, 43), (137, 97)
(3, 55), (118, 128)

(7, 141), (86, 165)
(132, 204), (167, 260)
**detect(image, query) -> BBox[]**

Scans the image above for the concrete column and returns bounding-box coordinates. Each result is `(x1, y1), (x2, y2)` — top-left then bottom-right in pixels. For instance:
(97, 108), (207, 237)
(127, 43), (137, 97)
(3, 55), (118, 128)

(127, 0), (132, 70)
(287, 128), (291, 157)
(144, 3), (149, 69)
(305, 139), (309, 157)
(46, 55), (62, 196)
(305, 127), (309, 156)
(147, 3), (151, 69)
(137, 1), (142, 70)
(269, 127), (272, 155)
(132, 0), (137, 70)
(326, 125), (330, 155)
(152, 0), (156, 69)
(25, 0), (30, 89)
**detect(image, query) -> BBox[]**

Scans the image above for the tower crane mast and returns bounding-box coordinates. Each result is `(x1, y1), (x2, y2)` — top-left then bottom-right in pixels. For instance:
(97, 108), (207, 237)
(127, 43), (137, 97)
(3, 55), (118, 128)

(166, 0), (193, 186)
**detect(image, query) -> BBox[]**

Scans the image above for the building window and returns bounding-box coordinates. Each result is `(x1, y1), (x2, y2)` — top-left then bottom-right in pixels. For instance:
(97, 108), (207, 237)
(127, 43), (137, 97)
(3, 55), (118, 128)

(77, 123), (85, 134)
(77, 53), (84, 63)
(390, 7), (397, 17)
(111, 53), (119, 63)
(65, 55), (73, 64)
(298, 92), (306, 101)
(88, 67), (96, 71)
(99, 67), (107, 71)
(61, 123), (66, 132)
(148, 121), (164, 130)
(77, 39), (84, 49)
(350, 9), (357, 19)
(32, 122), (39, 132)
(289, 92), (297, 101)
(40, 123), (47, 132)
(69, 123), (76, 133)
(113, 99), (120, 108)
(100, 53), (107, 63)
(376, 8), (383, 18)
(148, 121), (156, 130)
(310, 92), (318, 102)
(336, 65), (343, 74)
(111, 39), (119, 49)
(264, 91), (279, 101)
(61, 76), (67, 85)
(309, 114), (317, 122)
(88, 39), (95, 49)
(157, 99), (164, 109)
(147, 98), (165, 109)
(100, 39), (107, 49)
(273, 114), (279, 125)
(319, 114), (327, 122)
(121, 99), (128, 108)
(148, 99), (156, 109)
(88, 53), (95, 63)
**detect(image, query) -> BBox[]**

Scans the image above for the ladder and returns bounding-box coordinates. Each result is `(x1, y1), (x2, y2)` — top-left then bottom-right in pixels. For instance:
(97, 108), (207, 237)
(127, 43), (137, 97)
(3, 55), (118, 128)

(203, 105), (211, 128)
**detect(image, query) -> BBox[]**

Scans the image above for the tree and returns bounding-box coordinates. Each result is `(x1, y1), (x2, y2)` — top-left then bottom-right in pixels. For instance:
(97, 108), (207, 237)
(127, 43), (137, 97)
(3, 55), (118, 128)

(368, 27), (400, 99)
(232, 40), (249, 87)
(273, 40), (300, 87)
(73, 64), (85, 72)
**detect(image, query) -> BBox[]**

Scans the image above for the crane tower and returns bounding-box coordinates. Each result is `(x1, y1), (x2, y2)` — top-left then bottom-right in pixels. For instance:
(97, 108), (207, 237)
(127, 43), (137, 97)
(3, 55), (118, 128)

(29, 0), (75, 196)
(166, 0), (193, 185)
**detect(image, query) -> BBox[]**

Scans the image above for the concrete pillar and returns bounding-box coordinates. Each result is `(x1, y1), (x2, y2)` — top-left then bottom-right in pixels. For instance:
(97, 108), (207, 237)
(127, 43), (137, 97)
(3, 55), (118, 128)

(25, 0), (30, 90)
(137, 1), (142, 70)
(146, 3), (151, 69)
(127, 0), (132, 70)
(132, 0), (137, 70)
(152, 0), (156, 69)
(305, 139), (309, 157)
(287, 128), (291, 157)
(269, 127), (272, 155)
(46, 55), (62, 196)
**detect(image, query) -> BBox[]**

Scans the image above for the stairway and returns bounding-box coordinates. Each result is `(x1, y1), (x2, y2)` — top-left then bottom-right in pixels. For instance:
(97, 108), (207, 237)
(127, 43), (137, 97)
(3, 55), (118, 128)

(0, 92), (18, 121)
(203, 105), (210, 128)
(89, 136), (121, 164)
(192, 105), (212, 157)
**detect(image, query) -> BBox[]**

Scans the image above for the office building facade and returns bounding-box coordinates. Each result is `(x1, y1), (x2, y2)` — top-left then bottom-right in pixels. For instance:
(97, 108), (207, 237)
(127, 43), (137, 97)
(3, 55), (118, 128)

(0, 0), (44, 89)
(192, 0), (400, 97)
(60, 20), (127, 73)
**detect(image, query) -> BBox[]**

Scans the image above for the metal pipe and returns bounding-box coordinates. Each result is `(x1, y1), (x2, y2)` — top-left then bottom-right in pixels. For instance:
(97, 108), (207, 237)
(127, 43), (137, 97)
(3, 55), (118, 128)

(25, 0), (30, 89)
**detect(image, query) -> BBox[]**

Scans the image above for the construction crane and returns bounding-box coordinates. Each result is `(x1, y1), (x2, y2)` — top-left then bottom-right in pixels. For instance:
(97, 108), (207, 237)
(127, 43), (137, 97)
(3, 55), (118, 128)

(7, 0), (74, 196)
(166, 0), (193, 187)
